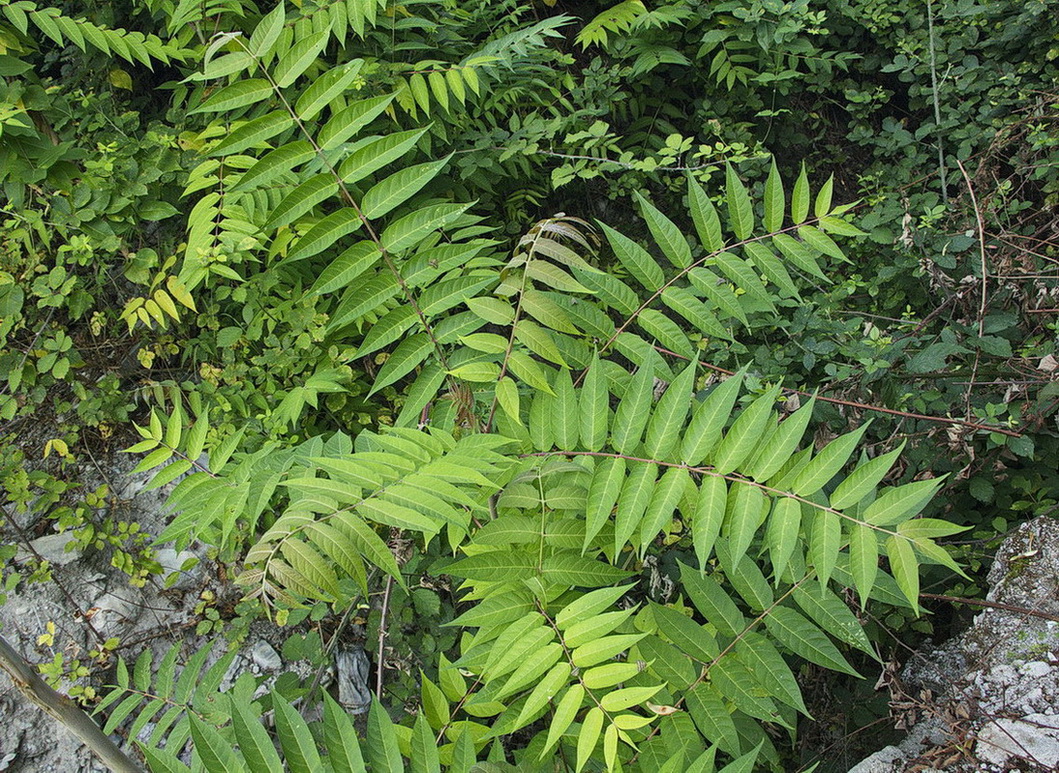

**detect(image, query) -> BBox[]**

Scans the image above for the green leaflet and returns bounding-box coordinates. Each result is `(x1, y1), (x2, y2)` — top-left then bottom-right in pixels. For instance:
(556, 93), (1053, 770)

(366, 698), (403, 773)
(791, 422), (871, 496)
(580, 355), (609, 452)
(265, 174), (338, 231)
(688, 174), (725, 252)
(763, 158), (785, 232)
(310, 241), (382, 297)
(808, 508), (840, 587)
(234, 140), (315, 192)
(744, 242), (799, 299)
(284, 208), (362, 264)
(190, 78), (273, 114)
(636, 191), (691, 268)
(361, 155), (451, 219)
(552, 367), (579, 450)
(864, 477), (943, 525)
(611, 362), (655, 454)
(693, 475), (726, 567)
(725, 163), (754, 240)
(209, 110), (292, 157)
(686, 683), (740, 756)
(273, 693), (322, 773)
(765, 606), (858, 676)
(639, 466), (690, 554)
(189, 714), (246, 772)
(814, 174), (834, 217)
(773, 233), (828, 281)
(644, 362), (695, 461)
(748, 396), (815, 482)
(711, 386), (780, 475)
(829, 442), (905, 509)
(793, 581), (876, 657)
(791, 163), (810, 224)
(328, 273), (400, 331)
(886, 535), (920, 612)
(681, 369), (743, 465)
(680, 562), (745, 637)
(273, 30), (329, 88)
(381, 202), (473, 254)
(369, 333), (434, 394)
(317, 94), (397, 149)
(614, 461), (656, 554)
(248, 3), (284, 57)
(584, 456), (626, 552)
(602, 222), (665, 291)
(295, 60), (364, 121)
(338, 127), (430, 186)
(723, 478), (767, 566)
(766, 496), (802, 584)
(651, 602), (719, 663)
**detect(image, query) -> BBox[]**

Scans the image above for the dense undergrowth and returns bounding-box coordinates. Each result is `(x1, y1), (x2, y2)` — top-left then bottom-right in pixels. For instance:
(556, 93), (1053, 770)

(1, 0), (1057, 770)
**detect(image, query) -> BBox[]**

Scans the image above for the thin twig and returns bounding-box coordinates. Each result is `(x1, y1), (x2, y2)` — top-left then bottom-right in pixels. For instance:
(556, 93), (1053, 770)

(919, 592), (1059, 623)
(375, 575), (394, 701)
(927, 0), (948, 204)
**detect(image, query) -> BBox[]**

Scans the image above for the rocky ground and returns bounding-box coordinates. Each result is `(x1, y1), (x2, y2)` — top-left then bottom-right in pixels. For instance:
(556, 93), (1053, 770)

(0, 456), (370, 772)
(849, 516), (1059, 772)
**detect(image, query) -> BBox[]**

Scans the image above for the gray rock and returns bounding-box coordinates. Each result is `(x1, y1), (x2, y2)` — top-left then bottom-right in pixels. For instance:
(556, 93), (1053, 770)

(16, 532), (81, 566)
(847, 516), (1059, 772)
(975, 713), (1059, 768)
(251, 640), (282, 672)
(155, 547), (201, 589)
(846, 745), (906, 773)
